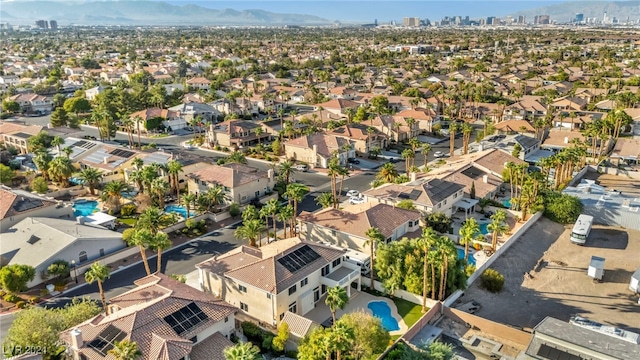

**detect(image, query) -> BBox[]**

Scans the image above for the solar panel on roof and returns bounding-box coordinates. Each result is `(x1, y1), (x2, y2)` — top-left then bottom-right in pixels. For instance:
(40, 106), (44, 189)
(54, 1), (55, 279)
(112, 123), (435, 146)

(27, 235), (40, 244)
(12, 197), (44, 213)
(277, 245), (321, 272)
(72, 140), (88, 148)
(163, 302), (209, 336)
(87, 325), (126, 356)
(109, 149), (135, 158)
(537, 344), (583, 360)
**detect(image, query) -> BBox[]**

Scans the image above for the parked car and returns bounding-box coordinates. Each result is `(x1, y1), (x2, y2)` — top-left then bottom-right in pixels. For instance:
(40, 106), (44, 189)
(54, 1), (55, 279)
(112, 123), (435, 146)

(295, 164), (308, 172)
(349, 196), (366, 205)
(346, 190), (360, 197)
(347, 158), (360, 164)
(434, 151), (445, 158)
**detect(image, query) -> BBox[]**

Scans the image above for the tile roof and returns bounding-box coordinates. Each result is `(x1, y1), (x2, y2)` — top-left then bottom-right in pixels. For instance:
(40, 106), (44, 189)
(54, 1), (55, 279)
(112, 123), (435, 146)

(189, 332), (233, 360)
(315, 98), (360, 110)
(0, 187), (57, 220)
(212, 120), (262, 134)
(284, 133), (352, 157)
(298, 203), (420, 240)
(472, 148), (527, 176)
(327, 124), (386, 141)
(364, 179), (463, 207)
(189, 163), (269, 188)
(130, 108), (179, 121)
(493, 120), (535, 132)
(611, 138), (640, 159)
(60, 273), (237, 360)
(281, 311), (319, 339)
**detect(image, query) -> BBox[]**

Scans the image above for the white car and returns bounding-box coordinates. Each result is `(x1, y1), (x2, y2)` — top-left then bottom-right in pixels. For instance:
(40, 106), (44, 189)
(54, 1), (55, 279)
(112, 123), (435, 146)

(349, 196), (366, 205)
(346, 190), (360, 197)
(434, 151), (445, 158)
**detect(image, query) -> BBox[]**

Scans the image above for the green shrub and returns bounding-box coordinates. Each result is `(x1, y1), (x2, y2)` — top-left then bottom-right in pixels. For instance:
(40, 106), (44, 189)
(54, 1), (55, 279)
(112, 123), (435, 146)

(185, 218), (196, 230)
(543, 190), (583, 224)
(4, 294), (20, 303)
(0, 290), (6, 297)
(229, 203), (241, 217)
(15, 301), (27, 309)
(28, 296), (41, 304)
(241, 321), (262, 341)
(261, 334), (274, 351)
(31, 177), (49, 194)
(120, 204), (137, 216)
(480, 268), (505, 293)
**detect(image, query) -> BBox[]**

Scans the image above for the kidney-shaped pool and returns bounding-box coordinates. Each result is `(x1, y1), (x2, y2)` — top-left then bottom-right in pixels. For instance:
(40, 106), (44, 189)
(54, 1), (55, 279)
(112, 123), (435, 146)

(367, 301), (400, 331)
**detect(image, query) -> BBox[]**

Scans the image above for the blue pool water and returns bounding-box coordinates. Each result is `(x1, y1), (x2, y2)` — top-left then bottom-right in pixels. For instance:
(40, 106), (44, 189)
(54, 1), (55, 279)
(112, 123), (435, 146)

(68, 177), (84, 185)
(368, 301), (400, 331)
(121, 190), (138, 199)
(502, 198), (511, 208)
(164, 205), (195, 218)
(73, 200), (98, 217)
(457, 248), (477, 266)
(479, 222), (490, 235)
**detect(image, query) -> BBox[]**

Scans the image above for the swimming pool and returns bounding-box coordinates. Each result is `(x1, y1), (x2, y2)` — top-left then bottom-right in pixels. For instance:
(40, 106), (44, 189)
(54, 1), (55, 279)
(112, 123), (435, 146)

(457, 248), (477, 266)
(502, 198), (511, 208)
(164, 205), (195, 218)
(367, 301), (400, 331)
(68, 177), (85, 186)
(478, 222), (490, 235)
(73, 200), (99, 217)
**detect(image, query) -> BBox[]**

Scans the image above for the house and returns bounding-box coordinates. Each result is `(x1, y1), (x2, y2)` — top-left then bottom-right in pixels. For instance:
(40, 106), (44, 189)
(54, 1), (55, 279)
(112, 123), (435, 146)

(85, 86), (106, 101)
(480, 134), (541, 161)
(197, 238), (361, 327)
(327, 124), (388, 156)
(168, 102), (221, 122)
(363, 178), (464, 217)
(7, 93), (52, 114)
(551, 96), (588, 111)
(395, 108), (440, 133)
(0, 186), (73, 232)
(314, 98), (360, 116)
(0, 122), (43, 154)
(130, 108), (183, 133)
(524, 317), (640, 360)
(298, 203), (422, 252)
(283, 133), (355, 168)
(0, 217), (125, 288)
(610, 138), (640, 165)
(552, 111), (606, 131)
(0, 75), (19, 86)
(206, 120), (271, 148)
(503, 96), (547, 121)
(60, 273), (237, 360)
(624, 108), (640, 136)
(187, 163), (275, 205)
(329, 86), (358, 100)
(369, 114), (420, 142)
(492, 119), (535, 135)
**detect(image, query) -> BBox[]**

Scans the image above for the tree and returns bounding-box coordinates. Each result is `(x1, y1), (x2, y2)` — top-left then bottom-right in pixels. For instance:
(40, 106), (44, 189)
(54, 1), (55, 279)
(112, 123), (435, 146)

(401, 148), (414, 173)
(337, 311), (390, 360)
(271, 322), (290, 353)
(424, 341), (455, 360)
(271, 137), (282, 156)
(33, 151), (52, 180)
(0, 164), (15, 185)
(0, 264), (36, 293)
(298, 327), (332, 360)
(325, 285), (349, 325)
(63, 97), (91, 115)
(449, 122), (461, 158)
(488, 209), (510, 253)
(461, 123), (473, 155)
(470, 181), (476, 199)
(77, 167), (103, 195)
(48, 156), (75, 187)
(543, 190), (583, 224)
(285, 183), (307, 232)
(234, 219), (265, 247)
(223, 342), (261, 360)
(370, 95), (389, 115)
(420, 227), (438, 310)
(364, 227), (384, 290)
(181, 193), (196, 219)
(200, 185), (225, 212)
(421, 143), (432, 169)
(424, 212), (452, 233)
(50, 107), (69, 127)
(376, 162), (399, 183)
(260, 198), (280, 238)
(166, 160), (184, 204)
(480, 268), (505, 293)
(150, 232), (172, 274)
(31, 176), (49, 193)
(3, 298), (100, 358)
(459, 218), (482, 260)
(101, 180), (128, 211)
(315, 192), (334, 209)
(396, 199), (416, 210)
(51, 135), (65, 155)
(330, 322), (355, 360)
(1, 99), (20, 114)
(46, 260), (70, 279)
(278, 160), (296, 185)
(84, 262), (111, 315)
(108, 340), (142, 360)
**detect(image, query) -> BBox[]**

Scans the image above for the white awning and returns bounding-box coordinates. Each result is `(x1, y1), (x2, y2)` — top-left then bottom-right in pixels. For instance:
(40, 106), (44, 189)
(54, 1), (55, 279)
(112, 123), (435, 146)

(454, 198), (479, 210)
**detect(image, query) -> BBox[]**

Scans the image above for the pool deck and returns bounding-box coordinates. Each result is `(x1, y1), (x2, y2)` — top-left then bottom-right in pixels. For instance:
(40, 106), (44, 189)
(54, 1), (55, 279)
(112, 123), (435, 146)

(304, 289), (408, 336)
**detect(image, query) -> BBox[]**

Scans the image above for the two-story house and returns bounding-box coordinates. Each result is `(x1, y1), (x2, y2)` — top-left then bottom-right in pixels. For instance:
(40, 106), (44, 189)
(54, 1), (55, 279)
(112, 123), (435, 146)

(283, 133), (355, 168)
(369, 114), (420, 142)
(206, 120), (271, 148)
(60, 273), (237, 360)
(0, 122), (43, 154)
(197, 239), (361, 327)
(7, 93), (52, 114)
(503, 96), (547, 121)
(395, 108), (440, 133)
(130, 108), (183, 133)
(298, 203), (422, 252)
(363, 178), (464, 217)
(187, 163), (275, 205)
(186, 76), (212, 91)
(327, 124), (388, 156)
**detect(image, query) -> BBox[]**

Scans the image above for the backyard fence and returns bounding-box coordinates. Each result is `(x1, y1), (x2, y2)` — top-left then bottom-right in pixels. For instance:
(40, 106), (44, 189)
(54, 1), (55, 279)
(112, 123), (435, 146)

(362, 278), (439, 309)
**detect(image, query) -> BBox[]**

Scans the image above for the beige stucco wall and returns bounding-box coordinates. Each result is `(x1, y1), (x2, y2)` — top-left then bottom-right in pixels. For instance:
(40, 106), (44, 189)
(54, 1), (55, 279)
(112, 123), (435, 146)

(188, 174), (274, 205)
(284, 145), (316, 167)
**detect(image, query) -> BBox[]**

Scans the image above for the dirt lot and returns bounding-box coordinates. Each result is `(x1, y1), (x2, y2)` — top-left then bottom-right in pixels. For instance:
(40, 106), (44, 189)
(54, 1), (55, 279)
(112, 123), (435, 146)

(461, 217), (640, 333)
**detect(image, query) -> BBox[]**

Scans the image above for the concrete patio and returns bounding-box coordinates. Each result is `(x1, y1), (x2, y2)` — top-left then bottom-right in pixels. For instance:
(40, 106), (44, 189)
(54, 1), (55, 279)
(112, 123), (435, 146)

(304, 289), (409, 336)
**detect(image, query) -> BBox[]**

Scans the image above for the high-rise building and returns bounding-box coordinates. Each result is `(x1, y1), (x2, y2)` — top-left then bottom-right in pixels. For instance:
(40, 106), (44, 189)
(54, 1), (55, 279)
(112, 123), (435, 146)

(574, 13), (584, 23)
(35, 20), (48, 29)
(49, 20), (57, 30)
(402, 17), (420, 27)
(534, 15), (550, 25)
(517, 15), (526, 24)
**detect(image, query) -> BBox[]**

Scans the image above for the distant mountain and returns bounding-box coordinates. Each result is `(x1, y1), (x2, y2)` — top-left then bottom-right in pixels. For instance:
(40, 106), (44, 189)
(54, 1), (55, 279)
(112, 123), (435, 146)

(0, 0), (333, 26)
(512, 1), (640, 23)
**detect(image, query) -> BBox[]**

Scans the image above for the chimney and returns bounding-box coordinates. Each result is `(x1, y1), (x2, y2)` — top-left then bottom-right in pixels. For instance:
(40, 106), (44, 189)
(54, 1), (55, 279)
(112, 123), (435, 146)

(312, 144), (318, 155)
(103, 157), (109, 164)
(267, 169), (274, 181)
(564, 137), (569, 144)
(70, 328), (83, 350)
(76, 216), (85, 225)
(482, 175), (488, 184)
(410, 172), (417, 182)
(478, 144), (483, 152)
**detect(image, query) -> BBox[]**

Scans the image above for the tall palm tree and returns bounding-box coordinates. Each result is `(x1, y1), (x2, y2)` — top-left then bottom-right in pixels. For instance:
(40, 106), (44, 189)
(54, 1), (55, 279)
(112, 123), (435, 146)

(376, 162), (399, 183)
(150, 177), (169, 207)
(419, 228), (438, 311)
(488, 209), (509, 253)
(278, 160), (296, 185)
(223, 342), (261, 360)
(101, 181), (128, 211)
(260, 198), (280, 238)
(202, 185), (225, 212)
(33, 151), (52, 181)
(128, 170), (145, 194)
(51, 136), (65, 155)
(121, 117), (136, 148)
(462, 123), (473, 154)
(127, 228), (153, 275)
(401, 148), (414, 174)
(131, 157), (144, 170)
(421, 143), (432, 169)
(459, 218), (481, 260)
(137, 207), (165, 234)
(315, 192), (334, 209)
(285, 183), (306, 232)
(325, 285), (349, 325)
(331, 322), (355, 360)
(234, 219), (264, 247)
(150, 232), (172, 274)
(449, 122), (461, 158)
(166, 160), (183, 203)
(77, 167), (103, 195)
(277, 108), (286, 134)
(108, 340), (141, 360)
(85, 262), (111, 315)
(277, 204), (294, 238)
(434, 236), (457, 300)
(133, 115), (143, 148)
(48, 156), (75, 187)
(181, 193), (196, 219)
(364, 227), (384, 290)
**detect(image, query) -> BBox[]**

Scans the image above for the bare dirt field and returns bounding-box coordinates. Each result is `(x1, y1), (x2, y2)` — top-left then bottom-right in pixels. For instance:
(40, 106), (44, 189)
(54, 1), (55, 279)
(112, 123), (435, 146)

(460, 217), (640, 333)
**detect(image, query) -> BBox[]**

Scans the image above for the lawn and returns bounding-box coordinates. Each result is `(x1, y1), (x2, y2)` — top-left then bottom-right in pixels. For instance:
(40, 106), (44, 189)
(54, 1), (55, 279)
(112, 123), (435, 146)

(392, 297), (423, 328)
(118, 217), (136, 226)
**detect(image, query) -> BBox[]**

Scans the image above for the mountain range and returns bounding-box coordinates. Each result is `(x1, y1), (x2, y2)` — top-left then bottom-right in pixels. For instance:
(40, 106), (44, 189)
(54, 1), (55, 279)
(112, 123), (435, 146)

(0, 0), (639, 26)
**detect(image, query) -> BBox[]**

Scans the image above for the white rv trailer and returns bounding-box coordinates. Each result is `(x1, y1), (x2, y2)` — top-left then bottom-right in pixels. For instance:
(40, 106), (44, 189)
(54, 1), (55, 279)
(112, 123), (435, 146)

(570, 214), (594, 245)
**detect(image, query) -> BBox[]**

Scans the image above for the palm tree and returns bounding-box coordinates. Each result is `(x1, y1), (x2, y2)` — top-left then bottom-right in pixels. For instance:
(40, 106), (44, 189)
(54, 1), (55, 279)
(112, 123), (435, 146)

(77, 167), (103, 195)
(33, 151), (52, 181)
(278, 160), (296, 185)
(137, 207), (165, 234)
(166, 160), (183, 203)
(224, 342), (261, 360)
(51, 135), (64, 155)
(421, 143), (431, 169)
(202, 185), (225, 212)
(131, 157), (144, 170)
(364, 227), (384, 290)
(241, 204), (259, 222)
(277, 108), (286, 133)
(331, 322), (355, 360)
(376, 162), (399, 183)
(449, 122), (461, 158)
(434, 236), (456, 300)
(420, 227), (438, 311)
(48, 156), (75, 187)
(150, 232), (172, 273)
(488, 209), (509, 253)
(401, 148), (414, 174)
(108, 340), (141, 360)
(85, 262), (111, 315)
(260, 198), (280, 238)
(285, 183), (307, 232)
(62, 146), (73, 158)
(133, 115), (143, 148)
(101, 181), (128, 211)
(325, 285), (349, 325)
(254, 127), (264, 145)
(277, 205), (294, 238)
(128, 170), (145, 194)
(461, 123), (473, 155)
(315, 192), (334, 209)
(459, 218), (481, 260)
(127, 228), (153, 275)
(181, 193), (196, 219)
(226, 151), (247, 164)
(122, 117), (135, 148)
(150, 177), (169, 207)
(234, 219), (264, 247)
